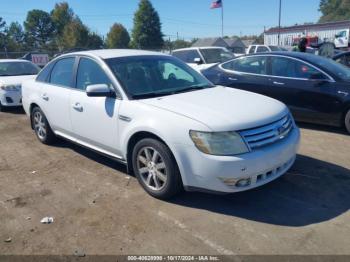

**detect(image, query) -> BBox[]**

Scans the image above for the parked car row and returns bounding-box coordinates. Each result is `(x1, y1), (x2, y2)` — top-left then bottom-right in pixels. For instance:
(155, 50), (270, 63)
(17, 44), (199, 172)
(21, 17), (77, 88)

(2, 46), (349, 200)
(0, 49), (301, 199)
(172, 47), (350, 134)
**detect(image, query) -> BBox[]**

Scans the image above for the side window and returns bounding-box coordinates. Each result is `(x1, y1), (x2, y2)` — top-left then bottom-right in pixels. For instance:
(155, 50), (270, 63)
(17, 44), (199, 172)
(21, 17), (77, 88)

(36, 62), (55, 83)
(248, 46), (256, 54)
(222, 56), (267, 75)
(50, 57), (75, 87)
(76, 58), (113, 90)
(271, 57), (326, 79)
(256, 46), (269, 53)
(184, 50), (201, 63)
(172, 51), (187, 62)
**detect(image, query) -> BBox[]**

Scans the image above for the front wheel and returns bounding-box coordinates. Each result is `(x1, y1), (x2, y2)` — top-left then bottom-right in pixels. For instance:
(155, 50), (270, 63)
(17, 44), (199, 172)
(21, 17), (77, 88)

(345, 110), (350, 134)
(132, 138), (183, 199)
(31, 107), (56, 144)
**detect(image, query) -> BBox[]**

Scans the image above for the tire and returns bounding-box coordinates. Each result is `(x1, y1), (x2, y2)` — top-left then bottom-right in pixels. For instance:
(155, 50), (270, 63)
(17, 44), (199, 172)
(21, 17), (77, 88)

(345, 110), (350, 134)
(31, 107), (56, 145)
(0, 102), (3, 112)
(132, 138), (183, 199)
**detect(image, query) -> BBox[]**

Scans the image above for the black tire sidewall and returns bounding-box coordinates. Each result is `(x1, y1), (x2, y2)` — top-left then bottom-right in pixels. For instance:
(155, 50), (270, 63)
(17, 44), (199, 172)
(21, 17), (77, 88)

(132, 138), (182, 199)
(345, 110), (350, 134)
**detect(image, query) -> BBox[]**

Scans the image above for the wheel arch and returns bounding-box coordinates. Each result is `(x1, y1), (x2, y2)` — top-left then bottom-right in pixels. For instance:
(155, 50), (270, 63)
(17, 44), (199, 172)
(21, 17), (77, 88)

(126, 131), (181, 179)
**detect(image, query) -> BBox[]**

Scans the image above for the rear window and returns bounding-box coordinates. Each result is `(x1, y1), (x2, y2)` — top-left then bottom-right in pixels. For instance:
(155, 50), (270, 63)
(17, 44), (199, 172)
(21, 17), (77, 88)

(0, 61), (40, 76)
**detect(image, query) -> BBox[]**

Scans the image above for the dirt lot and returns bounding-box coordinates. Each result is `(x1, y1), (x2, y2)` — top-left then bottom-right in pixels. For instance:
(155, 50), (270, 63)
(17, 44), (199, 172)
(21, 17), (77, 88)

(0, 108), (350, 256)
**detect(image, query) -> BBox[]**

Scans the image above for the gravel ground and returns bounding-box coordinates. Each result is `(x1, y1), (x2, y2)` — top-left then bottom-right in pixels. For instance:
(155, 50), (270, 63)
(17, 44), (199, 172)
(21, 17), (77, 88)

(0, 108), (349, 256)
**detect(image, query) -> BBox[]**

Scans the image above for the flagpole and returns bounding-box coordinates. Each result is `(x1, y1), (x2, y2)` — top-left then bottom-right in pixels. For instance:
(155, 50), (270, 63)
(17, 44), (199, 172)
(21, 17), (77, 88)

(221, 0), (224, 37)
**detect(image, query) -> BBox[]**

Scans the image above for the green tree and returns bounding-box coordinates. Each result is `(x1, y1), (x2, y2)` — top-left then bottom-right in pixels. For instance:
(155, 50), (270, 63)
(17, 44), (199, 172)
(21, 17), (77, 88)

(61, 19), (89, 49)
(51, 2), (75, 50)
(51, 2), (74, 35)
(6, 22), (25, 52)
(106, 23), (130, 48)
(0, 17), (6, 51)
(87, 32), (104, 49)
(131, 0), (164, 50)
(24, 9), (56, 49)
(319, 0), (350, 22)
(172, 39), (191, 49)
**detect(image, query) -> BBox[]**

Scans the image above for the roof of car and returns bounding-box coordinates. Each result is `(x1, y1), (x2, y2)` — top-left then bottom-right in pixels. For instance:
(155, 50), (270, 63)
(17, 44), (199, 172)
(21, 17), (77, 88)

(248, 51), (321, 61)
(333, 51), (350, 59)
(63, 49), (169, 59)
(172, 47), (226, 52)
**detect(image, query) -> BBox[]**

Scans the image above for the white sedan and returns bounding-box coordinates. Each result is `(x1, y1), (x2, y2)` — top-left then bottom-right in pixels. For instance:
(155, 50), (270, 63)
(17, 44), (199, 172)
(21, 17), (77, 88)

(22, 49), (300, 199)
(0, 59), (40, 111)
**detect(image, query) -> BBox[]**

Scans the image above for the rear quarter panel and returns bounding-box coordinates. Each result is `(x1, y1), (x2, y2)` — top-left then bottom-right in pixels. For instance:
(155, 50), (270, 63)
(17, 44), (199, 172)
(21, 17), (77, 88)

(22, 79), (42, 116)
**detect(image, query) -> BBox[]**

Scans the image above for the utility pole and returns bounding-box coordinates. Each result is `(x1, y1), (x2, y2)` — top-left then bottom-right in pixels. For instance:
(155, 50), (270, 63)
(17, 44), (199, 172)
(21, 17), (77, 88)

(221, 0), (224, 38)
(278, 0), (282, 46)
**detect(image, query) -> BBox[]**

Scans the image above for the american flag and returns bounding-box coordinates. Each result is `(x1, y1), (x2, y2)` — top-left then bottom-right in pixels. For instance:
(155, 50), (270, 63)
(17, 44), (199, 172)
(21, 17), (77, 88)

(210, 0), (222, 9)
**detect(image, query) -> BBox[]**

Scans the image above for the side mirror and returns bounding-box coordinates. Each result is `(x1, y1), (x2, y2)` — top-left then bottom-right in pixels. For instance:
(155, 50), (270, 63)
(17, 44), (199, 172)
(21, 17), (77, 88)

(194, 57), (203, 65)
(86, 84), (115, 97)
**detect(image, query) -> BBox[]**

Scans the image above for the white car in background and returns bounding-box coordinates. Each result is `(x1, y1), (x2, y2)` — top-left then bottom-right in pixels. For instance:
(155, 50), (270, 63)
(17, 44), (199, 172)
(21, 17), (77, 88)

(0, 59), (40, 111)
(246, 45), (287, 54)
(172, 47), (235, 72)
(22, 49), (300, 199)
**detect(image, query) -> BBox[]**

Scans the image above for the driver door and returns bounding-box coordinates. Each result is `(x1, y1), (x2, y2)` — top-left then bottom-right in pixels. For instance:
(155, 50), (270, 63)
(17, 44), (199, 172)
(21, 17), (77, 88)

(69, 57), (122, 158)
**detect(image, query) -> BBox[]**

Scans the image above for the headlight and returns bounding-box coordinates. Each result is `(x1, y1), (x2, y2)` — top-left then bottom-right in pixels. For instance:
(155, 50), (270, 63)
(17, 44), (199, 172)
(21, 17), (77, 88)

(0, 85), (21, 91)
(189, 131), (249, 156)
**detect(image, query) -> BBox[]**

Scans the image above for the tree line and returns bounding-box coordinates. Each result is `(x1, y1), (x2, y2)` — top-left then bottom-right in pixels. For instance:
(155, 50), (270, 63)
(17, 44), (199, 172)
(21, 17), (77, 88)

(0, 0), (193, 56)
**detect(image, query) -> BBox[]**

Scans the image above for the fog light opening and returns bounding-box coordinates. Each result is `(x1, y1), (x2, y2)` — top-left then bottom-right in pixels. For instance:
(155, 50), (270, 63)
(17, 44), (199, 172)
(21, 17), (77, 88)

(236, 178), (251, 188)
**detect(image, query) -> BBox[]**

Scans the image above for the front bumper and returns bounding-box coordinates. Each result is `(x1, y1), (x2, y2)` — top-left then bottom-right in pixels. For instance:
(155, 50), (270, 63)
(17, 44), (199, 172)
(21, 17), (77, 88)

(0, 91), (22, 107)
(174, 127), (300, 193)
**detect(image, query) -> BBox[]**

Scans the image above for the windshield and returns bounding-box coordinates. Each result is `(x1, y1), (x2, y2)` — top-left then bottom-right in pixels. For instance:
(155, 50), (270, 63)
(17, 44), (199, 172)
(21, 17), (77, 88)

(0, 61), (40, 76)
(306, 55), (350, 81)
(105, 56), (214, 99)
(200, 48), (235, 64)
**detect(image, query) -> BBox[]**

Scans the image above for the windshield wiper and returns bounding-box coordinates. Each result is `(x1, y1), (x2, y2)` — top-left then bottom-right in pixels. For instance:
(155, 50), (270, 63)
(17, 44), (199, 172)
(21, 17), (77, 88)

(131, 91), (173, 99)
(171, 85), (214, 94)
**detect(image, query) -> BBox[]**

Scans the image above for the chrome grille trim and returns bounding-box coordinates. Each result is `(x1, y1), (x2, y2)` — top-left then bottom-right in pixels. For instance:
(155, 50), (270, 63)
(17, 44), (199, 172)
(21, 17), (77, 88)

(240, 114), (293, 150)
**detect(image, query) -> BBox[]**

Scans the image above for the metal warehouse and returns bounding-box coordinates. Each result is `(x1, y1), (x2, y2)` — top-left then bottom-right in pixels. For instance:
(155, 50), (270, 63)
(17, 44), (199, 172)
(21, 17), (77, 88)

(264, 20), (350, 46)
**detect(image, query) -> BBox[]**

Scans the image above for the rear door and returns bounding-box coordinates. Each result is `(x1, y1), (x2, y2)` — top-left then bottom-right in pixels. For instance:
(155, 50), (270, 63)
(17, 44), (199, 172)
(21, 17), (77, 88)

(69, 56), (122, 157)
(268, 56), (342, 124)
(39, 57), (75, 134)
(219, 55), (271, 95)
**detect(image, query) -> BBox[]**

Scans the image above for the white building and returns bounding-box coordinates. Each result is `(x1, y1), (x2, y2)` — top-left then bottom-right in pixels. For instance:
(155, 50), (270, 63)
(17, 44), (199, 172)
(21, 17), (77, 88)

(264, 20), (350, 47)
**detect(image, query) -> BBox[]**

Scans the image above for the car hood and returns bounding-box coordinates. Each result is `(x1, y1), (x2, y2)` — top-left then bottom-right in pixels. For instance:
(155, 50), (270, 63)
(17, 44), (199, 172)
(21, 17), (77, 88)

(140, 86), (289, 131)
(0, 75), (36, 86)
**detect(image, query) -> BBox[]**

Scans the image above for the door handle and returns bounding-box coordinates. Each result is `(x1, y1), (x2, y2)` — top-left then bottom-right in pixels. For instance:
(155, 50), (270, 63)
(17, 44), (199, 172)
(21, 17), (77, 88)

(41, 94), (49, 101)
(228, 77), (238, 81)
(273, 81), (285, 86)
(72, 103), (83, 112)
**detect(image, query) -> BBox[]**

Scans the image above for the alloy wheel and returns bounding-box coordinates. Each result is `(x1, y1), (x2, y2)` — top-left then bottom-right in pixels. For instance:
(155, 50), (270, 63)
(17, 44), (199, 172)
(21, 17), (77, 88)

(136, 147), (167, 191)
(33, 111), (47, 140)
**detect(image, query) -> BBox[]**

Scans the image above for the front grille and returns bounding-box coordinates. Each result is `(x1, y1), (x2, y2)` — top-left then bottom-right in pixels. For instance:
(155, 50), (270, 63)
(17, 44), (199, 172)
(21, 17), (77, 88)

(240, 114), (293, 150)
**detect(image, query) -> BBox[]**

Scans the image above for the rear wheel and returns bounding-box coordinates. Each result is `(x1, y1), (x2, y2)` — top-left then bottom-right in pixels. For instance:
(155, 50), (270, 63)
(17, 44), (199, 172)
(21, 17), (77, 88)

(0, 102), (4, 112)
(31, 107), (56, 144)
(132, 138), (183, 199)
(345, 110), (350, 134)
